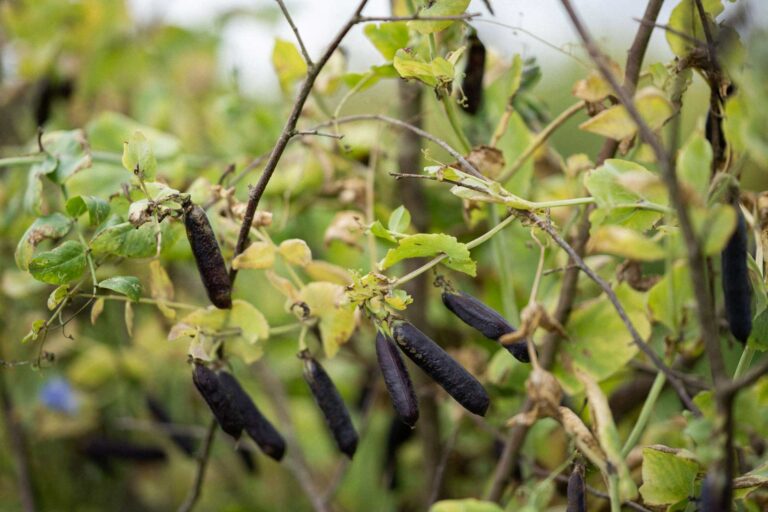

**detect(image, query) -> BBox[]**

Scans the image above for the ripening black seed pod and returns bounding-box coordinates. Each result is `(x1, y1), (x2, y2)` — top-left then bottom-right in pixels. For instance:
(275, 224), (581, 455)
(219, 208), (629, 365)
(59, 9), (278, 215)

(236, 446), (258, 474)
(376, 332), (419, 427)
(391, 320), (490, 416)
(191, 364), (243, 440)
(441, 289), (531, 363)
(302, 354), (359, 458)
(722, 209), (752, 343)
(183, 201), (232, 309)
(217, 371), (286, 461)
(566, 464), (586, 512)
(461, 32), (486, 115)
(146, 395), (198, 457)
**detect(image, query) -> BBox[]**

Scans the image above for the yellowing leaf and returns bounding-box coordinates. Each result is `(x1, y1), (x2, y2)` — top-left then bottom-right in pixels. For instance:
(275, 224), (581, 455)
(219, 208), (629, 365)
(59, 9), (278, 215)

(298, 282), (356, 358)
(639, 447), (699, 505)
(304, 260), (352, 285)
(278, 239), (312, 266)
(579, 87), (673, 140)
(364, 22), (408, 61)
(572, 62), (622, 102)
(273, 39), (307, 93)
(677, 132), (713, 204)
(393, 49), (454, 89)
(179, 300), (269, 347)
(232, 241), (276, 270)
(122, 131), (156, 181)
(666, 0), (724, 58)
(149, 260), (175, 319)
(380, 233), (475, 276)
(588, 225), (665, 261)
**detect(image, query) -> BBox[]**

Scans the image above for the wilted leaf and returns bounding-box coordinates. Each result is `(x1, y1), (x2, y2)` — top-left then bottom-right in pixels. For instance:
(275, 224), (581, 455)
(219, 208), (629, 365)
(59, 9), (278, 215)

(588, 225), (665, 261)
(677, 132), (713, 204)
(666, 0), (724, 58)
(66, 195), (110, 226)
(297, 282), (356, 358)
(393, 49), (454, 89)
(572, 62), (622, 102)
(149, 260), (175, 319)
(98, 276), (142, 302)
(266, 270), (299, 301)
(90, 221), (163, 258)
(579, 87), (673, 140)
(29, 240), (87, 285)
(232, 241), (276, 270)
(43, 129), (93, 183)
(47, 285), (70, 310)
(15, 213), (72, 271)
(125, 301), (134, 336)
(279, 239), (312, 266)
(91, 297), (105, 325)
(304, 260), (352, 285)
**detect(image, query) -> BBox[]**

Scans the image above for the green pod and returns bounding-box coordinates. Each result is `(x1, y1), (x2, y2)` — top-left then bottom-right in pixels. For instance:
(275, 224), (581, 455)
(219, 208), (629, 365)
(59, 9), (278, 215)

(391, 320), (490, 416)
(302, 355), (359, 458)
(218, 371), (286, 461)
(184, 202), (232, 309)
(441, 290), (530, 363)
(191, 364), (243, 440)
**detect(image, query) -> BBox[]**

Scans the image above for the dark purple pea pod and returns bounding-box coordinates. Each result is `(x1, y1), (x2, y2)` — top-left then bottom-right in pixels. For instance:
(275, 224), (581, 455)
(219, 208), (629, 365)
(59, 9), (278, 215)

(376, 332), (419, 427)
(441, 290), (530, 363)
(566, 464), (586, 512)
(460, 32), (486, 115)
(217, 371), (286, 461)
(146, 395), (198, 457)
(191, 364), (243, 440)
(184, 202), (232, 309)
(391, 320), (490, 417)
(721, 209), (752, 343)
(302, 355), (358, 458)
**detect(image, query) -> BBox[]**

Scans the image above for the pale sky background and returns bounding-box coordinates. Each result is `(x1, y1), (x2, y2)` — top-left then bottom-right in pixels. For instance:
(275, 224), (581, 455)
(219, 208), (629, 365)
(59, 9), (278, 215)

(128, 0), (767, 95)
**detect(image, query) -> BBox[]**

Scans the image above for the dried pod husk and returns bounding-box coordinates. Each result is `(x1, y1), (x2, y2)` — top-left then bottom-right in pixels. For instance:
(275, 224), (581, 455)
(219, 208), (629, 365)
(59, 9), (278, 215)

(191, 364), (243, 440)
(721, 209), (752, 343)
(218, 371), (286, 461)
(391, 320), (490, 416)
(383, 415), (415, 490)
(184, 202), (232, 309)
(566, 463), (586, 512)
(461, 32), (486, 115)
(146, 395), (197, 457)
(376, 332), (419, 427)
(558, 406), (608, 474)
(441, 290), (530, 363)
(302, 355), (359, 458)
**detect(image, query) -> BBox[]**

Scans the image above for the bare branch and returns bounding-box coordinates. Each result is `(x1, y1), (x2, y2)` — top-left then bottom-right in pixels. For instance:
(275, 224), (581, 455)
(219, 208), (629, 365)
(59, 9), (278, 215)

(177, 419), (217, 512)
(293, 129), (344, 139)
(722, 357), (768, 397)
(274, 0), (313, 67)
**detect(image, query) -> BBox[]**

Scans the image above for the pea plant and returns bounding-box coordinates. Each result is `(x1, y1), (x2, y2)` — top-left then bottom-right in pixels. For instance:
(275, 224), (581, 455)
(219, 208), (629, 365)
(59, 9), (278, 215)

(1, 0), (767, 511)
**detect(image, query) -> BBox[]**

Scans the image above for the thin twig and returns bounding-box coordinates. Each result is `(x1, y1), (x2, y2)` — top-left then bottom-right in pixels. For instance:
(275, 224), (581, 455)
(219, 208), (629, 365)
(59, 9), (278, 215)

(389, 172), (489, 195)
(521, 209), (701, 415)
(275, 0), (313, 66)
(294, 129), (344, 139)
(632, 17), (706, 47)
(310, 114), (483, 178)
(357, 13), (480, 23)
(428, 416), (463, 504)
(177, 418), (218, 512)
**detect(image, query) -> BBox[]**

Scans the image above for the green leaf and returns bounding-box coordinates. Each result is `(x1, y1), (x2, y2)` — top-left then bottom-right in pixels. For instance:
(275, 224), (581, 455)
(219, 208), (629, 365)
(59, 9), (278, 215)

(298, 282), (356, 358)
(578, 87), (673, 140)
(429, 499), (503, 512)
(28, 240), (87, 285)
(409, 0), (470, 34)
(272, 38), (307, 93)
(748, 308), (768, 351)
(555, 283), (650, 393)
(42, 129), (93, 183)
(388, 205), (411, 233)
(639, 447), (699, 506)
(666, 0), (724, 58)
(98, 276), (142, 302)
(648, 262), (694, 331)
(380, 233), (476, 276)
(22, 319), (46, 344)
(15, 213), (73, 271)
(393, 49), (454, 88)
(677, 132), (713, 204)
(24, 154), (57, 214)
(584, 159), (665, 208)
(66, 195), (110, 226)
(341, 65), (398, 91)
(47, 285), (70, 310)
(588, 225), (666, 261)
(278, 239), (312, 266)
(179, 299), (270, 348)
(90, 221), (160, 258)
(363, 22), (408, 61)
(369, 220), (398, 243)
(122, 130), (157, 180)
(87, 111), (180, 159)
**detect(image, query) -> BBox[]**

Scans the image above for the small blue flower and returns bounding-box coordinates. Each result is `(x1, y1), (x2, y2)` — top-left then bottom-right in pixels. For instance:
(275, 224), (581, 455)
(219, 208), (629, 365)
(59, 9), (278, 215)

(39, 377), (79, 414)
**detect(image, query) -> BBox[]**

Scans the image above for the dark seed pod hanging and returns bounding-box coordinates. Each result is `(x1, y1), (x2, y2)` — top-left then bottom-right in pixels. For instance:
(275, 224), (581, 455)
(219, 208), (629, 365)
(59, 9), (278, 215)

(391, 320), (490, 416)
(721, 209), (752, 343)
(217, 371), (286, 461)
(566, 463), (586, 512)
(302, 354), (359, 458)
(146, 395), (198, 457)
(183, 201), (232, 309)
(441, 289), (530, 363)
(236, 446), (258, 474)
(375, 332), (419, 427)
(460, 31), (486, 115)
(191, 364), (243, 440)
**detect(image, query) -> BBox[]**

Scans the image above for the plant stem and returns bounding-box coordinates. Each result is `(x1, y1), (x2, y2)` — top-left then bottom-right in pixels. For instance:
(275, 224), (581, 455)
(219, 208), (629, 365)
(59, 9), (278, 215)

(76, 293), (199, 310)
(525, 197), (595, 209)
(490, 207), (520, 324)
(733, 346), (755, 379)
(621, 370), (666, 457)
(177, 419), (217, 512)
(441, 95), (472, 154)
(0, 155), (44, 167)
(608, 473), (622, 512)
